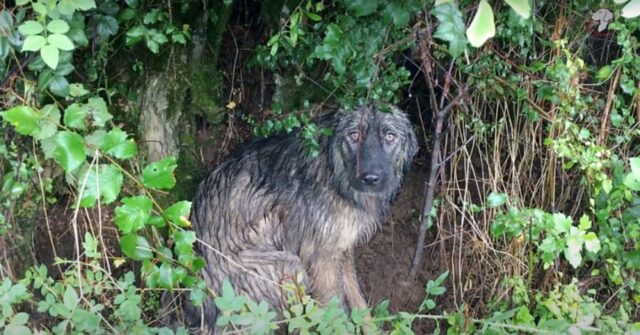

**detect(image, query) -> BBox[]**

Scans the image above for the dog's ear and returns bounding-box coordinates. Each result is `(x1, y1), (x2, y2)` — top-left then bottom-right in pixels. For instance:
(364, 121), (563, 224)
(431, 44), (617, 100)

(406, 125), (418, 162)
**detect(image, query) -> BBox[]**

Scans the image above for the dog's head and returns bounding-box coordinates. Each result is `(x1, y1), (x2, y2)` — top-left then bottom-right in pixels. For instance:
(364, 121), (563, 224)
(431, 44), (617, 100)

(331, 105), (418, 196)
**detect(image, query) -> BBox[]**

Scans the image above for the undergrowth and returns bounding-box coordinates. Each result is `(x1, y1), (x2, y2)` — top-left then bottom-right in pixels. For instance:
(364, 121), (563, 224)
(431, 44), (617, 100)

(1, 0), (639, 334)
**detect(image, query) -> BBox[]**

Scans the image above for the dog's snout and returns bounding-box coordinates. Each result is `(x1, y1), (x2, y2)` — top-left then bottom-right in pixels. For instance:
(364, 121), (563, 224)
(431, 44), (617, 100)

(361, 172), (381, 185)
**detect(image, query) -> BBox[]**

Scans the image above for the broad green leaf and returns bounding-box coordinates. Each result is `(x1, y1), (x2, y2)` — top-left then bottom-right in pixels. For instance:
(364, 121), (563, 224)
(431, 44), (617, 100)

(141, 157), (177, 189)
(345, 0), (379, 17)
(40, 44), (60, 69)
(435, 0), (453, 5)
(69, 83), (89, 97)
(432, 3), (467, 58)
(466, 0), (495, 48)
(34, 104), (61, 140)
(578, 214), (591, 231)
(165, 201), (192, 228)
(48, 34), (75, 50)
(624, 173), (640, 191)
(1, 106), (41, 136)
(64, 103), (88, 130)
(53, 131), (86, 172)
(46, 19), (70, 34)
(32, 2), (47, 16)
(18, 20), (44, 35)
(120, 234), (153, 260)
(100, 128), (137, 159)
(630, 157), (640, 177)
(504, 0), (531, 19)
(77, 164), (123, 207)
(565, 227), (585, 268)
(583, 232), (601, 254)
(16, 0), (30, 5)
(22, 35), (46, 51)
(486, 192), (507, 208)
(552, 213), (572, 234)
(63, 286), (78, 309)
(622, 0), (640, 18)
(114, 196), (152, 234)
(87, 97), (112, 127)
(48, 75), (70, 97)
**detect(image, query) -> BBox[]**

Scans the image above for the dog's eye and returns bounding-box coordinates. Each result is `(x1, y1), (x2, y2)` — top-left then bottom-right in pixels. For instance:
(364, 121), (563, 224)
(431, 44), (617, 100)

(348, 131), (360, 141)
(384, 132), (397, 143)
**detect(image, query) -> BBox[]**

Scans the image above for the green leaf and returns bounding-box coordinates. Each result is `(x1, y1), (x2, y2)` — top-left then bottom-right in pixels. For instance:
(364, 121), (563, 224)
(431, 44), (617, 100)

(486, 192), (507, 208)
(114, 196), (153, 234)
(583, 232), (601, 254)
(552, 213), (572, 234)
(141, 157), (177, 189)
(578, 215), (591, 231)
(40, 44), (60, 69)
(47, 19), (70, 34)
(1, 106), (41, 136)
(34, 104), (61, 140)
(466, 0), (495, 48)
(86, 97), (112, 127)
(345, 0), (379, 17)
(77, 164), (123, 207)
(432, 3), (468, 58)
(83, 232), (100, 258)
(16, 0), (29, 5)
(48, 75), (70, 97)
(564, 227), (585, 268)
(120, 234), (153, 260)
(101, 128), (138, 159)
(504, 0), (531, 19)
(631, 157), (640, 177)
(165, 201), (192, 228)
(48, 34), (75, 50)
(64, 103), (88, 130)
(18, 21), (44, 35)
(22, 35), (46, 51)
(63, 286), (79, 310)
(69, 83), (89, 97)
(622, 0), (640, 18)
(53, 131), (86, 172)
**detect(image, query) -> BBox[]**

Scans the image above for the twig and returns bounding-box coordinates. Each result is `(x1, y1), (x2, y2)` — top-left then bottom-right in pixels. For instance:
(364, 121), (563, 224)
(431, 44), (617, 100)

(492, 76), (554, 122)
(409, 18), (464, 276)
(598, 67), (621, 145)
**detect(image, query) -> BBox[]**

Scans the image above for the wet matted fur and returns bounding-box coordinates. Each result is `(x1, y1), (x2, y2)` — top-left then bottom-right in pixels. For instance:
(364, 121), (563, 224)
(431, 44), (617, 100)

(189, 105), (418, 333)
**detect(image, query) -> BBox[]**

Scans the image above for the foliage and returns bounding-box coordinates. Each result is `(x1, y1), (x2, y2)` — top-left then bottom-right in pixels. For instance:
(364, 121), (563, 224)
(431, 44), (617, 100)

(1, 0), (640, 334)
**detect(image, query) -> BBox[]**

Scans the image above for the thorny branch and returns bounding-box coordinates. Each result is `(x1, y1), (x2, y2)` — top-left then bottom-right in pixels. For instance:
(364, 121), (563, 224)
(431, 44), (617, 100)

(409, 17), (465, 277)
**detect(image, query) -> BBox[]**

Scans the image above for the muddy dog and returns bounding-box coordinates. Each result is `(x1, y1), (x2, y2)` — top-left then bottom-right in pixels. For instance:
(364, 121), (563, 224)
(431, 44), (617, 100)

(189, 105), (417, 333)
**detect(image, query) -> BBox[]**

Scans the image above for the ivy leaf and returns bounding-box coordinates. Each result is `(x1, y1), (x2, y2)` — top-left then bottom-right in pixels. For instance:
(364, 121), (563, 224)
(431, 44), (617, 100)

(18, 20), (44, 35)
(114, 196), (152, 234)
(120, 234), (153, 260)
(69, 83), (89, 97)
(101, 128), (138, 159)
(77, 164), (124, 207)
(53, 131), (86, 172)
(432, 3), (467, 58)
(466, 0), (495, 48)
(46, 19), (70, 34)
(48, 34), (75, 51)
(22, 35), (46, 51)
(141, 157), (177, 189)
(504, 0), (531, 19)
(40, 44), (60, 69)
(165, 201), (192, 228)
(1, 106), (41, 136)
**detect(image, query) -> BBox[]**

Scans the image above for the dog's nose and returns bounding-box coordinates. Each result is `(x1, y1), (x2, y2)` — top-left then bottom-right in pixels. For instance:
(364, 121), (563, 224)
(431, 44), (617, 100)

(361, 173), (381, 185)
